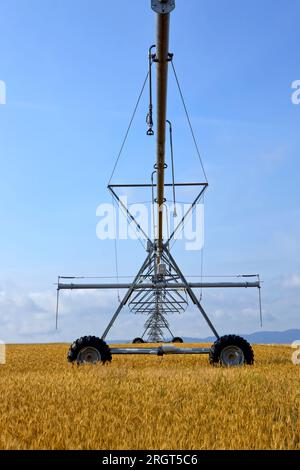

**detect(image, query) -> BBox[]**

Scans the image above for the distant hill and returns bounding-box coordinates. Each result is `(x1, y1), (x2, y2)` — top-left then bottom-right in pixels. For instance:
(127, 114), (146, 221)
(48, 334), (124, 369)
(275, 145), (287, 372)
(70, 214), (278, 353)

(182, 329), (300, 345)
(111, 329), (300, 345)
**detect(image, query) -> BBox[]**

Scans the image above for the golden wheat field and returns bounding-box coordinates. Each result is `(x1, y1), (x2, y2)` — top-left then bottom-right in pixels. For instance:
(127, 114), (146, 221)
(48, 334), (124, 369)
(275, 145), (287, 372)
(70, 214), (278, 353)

(0, 343), (299, 450)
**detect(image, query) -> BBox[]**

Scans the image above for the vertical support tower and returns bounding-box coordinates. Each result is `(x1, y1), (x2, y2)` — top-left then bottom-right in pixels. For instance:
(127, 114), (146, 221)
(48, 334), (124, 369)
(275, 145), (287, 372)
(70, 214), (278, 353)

(152, 0), (175, 261)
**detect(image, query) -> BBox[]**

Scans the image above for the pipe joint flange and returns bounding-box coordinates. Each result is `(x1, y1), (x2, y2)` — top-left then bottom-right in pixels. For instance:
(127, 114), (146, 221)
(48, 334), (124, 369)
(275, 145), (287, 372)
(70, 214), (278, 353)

(154, 197), (167, 204)
(154, 163), (168, 170)
(151, 0), (175, 15)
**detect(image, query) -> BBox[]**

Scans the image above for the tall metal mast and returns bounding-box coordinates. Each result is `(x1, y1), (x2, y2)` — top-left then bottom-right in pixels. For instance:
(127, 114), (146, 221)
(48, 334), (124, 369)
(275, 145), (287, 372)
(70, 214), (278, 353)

(57, 0), (261, 354)
(152, 0), (175, 261)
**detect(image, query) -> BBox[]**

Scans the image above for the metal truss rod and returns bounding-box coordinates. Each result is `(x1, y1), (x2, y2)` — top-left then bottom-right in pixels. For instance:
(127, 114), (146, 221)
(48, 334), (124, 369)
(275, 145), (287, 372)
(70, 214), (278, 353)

(166, 185), (207, 243)
(108, 183), (208, 188)
(166, 249), (220, 339)
(108, 185), (153, 246)
(58, 281), (260, 290)
(100, 254), (152, 340)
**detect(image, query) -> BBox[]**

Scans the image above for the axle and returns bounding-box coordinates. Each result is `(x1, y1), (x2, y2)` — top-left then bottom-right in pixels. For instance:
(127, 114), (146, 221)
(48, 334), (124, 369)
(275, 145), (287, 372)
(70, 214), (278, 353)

(110, 345), (210, 356)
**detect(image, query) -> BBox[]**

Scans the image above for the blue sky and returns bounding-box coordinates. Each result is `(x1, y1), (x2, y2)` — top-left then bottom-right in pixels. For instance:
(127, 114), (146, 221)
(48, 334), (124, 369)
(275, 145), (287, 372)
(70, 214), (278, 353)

(0, 0), (299, 343)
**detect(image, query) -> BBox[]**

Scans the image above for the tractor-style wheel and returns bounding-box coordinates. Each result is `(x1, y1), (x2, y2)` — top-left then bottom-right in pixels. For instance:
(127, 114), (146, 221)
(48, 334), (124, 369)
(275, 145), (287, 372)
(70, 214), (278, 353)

(209, 335), (254, 367)
(172, 337), (184, 344)
(67, 336), (112, 364)
(132, 337), (145, 344)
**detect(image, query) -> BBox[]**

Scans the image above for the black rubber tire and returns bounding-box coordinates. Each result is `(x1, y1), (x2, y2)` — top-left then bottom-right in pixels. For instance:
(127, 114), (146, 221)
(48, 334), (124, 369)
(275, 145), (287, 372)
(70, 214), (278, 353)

(132, 337), (145, 344)
(67, 336), (112, 364)
(209, 334), (254, 366)
(172, 337), (184, 344)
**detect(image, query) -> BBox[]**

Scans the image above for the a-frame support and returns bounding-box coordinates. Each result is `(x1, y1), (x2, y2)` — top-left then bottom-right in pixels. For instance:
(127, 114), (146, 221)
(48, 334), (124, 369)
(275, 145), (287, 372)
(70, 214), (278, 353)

(99, 243), (220, 341)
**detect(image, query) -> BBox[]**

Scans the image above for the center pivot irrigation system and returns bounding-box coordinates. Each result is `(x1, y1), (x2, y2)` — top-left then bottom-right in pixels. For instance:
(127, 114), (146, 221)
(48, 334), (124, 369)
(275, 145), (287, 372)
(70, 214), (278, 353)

(56, 0), (262, 367)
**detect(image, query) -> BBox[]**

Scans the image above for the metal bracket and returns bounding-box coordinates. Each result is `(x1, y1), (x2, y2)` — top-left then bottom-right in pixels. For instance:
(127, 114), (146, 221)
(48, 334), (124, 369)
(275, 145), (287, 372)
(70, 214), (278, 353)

(151, 0), (175, 15)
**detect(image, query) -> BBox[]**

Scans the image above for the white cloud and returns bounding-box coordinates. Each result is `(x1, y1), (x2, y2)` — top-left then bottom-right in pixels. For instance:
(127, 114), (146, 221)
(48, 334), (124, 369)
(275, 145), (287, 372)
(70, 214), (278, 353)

(0, 277), (299, 344)
(283, 275), (300, 288)
(0, 285), (120, 342)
